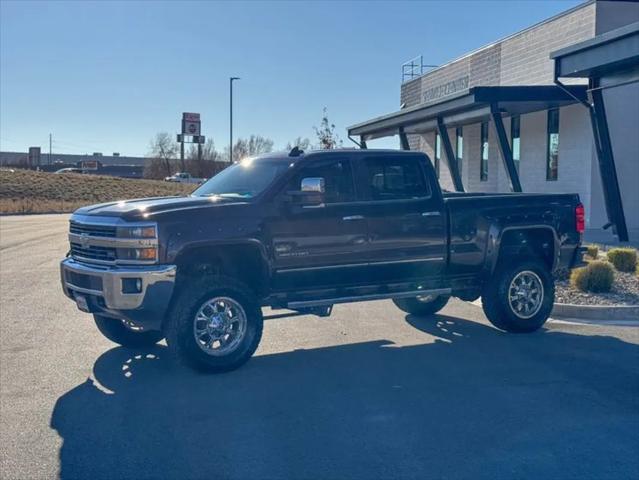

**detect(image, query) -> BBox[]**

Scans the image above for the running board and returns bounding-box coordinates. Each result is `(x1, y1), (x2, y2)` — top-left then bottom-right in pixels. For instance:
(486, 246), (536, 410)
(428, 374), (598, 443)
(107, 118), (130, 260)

(286, 288), (452, 309)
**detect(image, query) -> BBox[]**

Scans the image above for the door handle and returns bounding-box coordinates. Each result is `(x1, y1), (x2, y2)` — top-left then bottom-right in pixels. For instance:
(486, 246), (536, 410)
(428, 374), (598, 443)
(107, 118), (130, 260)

(342, 215), (365, 221)
(421, 211), (441, 217)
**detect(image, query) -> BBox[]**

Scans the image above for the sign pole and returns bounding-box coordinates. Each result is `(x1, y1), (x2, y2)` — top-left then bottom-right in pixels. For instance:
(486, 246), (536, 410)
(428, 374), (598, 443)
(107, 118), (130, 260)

(180, 136), (185, 172)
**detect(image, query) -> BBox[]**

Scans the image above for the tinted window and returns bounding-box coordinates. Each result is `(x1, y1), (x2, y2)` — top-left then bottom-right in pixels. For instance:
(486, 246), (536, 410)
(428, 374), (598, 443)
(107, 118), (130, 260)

(480, 121), (489, 181)
(546, 109), (559, 181)
(287, 158), (355, 203)
(363, 156), (430, 201)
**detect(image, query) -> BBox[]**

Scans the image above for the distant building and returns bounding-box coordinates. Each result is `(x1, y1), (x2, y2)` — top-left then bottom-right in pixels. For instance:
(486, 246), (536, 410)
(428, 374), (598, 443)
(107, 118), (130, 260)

(0, 151), (149, 178)
(349, 0), (639, 243)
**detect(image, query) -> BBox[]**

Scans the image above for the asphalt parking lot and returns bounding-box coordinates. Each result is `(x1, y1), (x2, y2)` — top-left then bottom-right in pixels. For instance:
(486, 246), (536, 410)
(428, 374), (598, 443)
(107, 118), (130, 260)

(1, 214), (638, 479)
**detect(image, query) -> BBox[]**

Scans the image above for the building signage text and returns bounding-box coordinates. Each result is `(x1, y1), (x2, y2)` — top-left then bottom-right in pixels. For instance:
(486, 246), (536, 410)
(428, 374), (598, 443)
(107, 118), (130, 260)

(422, 76), (469, 103)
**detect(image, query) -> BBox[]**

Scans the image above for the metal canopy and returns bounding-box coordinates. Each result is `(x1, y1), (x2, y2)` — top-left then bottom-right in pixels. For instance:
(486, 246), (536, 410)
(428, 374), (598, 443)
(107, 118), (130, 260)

(349, 85), (587, 193)
(348, 86), (588, 141)
(551, 22), (638, 242)
(552, 22), (639, 79)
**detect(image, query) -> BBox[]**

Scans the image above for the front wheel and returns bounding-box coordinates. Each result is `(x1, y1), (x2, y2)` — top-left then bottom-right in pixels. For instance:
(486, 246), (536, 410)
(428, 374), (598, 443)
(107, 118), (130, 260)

(94, 315), (164, 347)
(393, 294), (450, 316)
(481, 259), (554, 333)
(165, 276), (263, 373)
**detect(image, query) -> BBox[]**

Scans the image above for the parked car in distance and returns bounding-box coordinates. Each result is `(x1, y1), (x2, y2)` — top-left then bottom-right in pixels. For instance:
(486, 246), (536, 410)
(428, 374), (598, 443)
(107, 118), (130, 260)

(54, 167), (84, 174)
(61, 148), (586, 372)
(164, 172), (205, 184)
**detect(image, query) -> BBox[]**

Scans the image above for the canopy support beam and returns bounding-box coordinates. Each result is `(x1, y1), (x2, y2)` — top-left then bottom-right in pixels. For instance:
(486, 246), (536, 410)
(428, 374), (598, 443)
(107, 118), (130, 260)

(491, 104), (522, 192)
(588, 80), (629, 241)
(399, 127), (410, 150)
(436, 117), (464, 192)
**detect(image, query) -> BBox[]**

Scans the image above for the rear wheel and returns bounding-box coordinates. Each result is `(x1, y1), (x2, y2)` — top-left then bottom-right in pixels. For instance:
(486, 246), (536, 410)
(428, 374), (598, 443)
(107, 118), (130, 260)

(94, 314), (164, 347)
(165, 276), (263, 373)
(481, 259), (554, 333)
(393, 294), (450, 316)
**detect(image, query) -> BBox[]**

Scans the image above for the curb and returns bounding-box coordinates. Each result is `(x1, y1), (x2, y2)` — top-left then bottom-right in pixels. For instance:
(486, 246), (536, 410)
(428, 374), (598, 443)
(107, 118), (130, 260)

(551, 303), (639, 322)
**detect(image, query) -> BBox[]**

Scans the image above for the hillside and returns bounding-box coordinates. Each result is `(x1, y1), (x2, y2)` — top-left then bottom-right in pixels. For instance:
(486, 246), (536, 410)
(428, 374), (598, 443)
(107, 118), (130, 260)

(0, 169), (196, 214)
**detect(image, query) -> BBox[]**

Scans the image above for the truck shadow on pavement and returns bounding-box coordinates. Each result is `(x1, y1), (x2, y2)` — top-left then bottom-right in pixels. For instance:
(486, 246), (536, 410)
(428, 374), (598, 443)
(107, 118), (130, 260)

(50, 315), (639, 480)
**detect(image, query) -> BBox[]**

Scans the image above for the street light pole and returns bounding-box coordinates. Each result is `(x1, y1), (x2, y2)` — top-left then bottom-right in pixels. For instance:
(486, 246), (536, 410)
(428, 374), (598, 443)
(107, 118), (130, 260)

(229, 76), (240, 163)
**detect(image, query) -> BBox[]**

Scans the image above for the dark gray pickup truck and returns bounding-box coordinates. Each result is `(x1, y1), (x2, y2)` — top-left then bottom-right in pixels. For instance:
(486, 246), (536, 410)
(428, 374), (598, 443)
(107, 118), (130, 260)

(61, 148), (586, 372)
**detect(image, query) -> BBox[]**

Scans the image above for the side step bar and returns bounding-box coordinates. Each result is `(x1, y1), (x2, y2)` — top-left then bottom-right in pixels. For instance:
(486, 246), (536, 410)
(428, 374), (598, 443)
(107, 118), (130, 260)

(286, 288), (452, 309)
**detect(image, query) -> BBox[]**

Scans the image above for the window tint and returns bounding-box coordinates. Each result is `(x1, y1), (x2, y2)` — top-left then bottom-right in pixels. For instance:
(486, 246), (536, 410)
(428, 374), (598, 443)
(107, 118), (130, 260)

(546, 109), (559, 181)
(480, 121), (489, 181)
(455, 127), (463, 175)
(287, 158), (355, 203)
(434, 133), (441, 178)
(363, 156), (430, 201)
(511, 115), (521, 173)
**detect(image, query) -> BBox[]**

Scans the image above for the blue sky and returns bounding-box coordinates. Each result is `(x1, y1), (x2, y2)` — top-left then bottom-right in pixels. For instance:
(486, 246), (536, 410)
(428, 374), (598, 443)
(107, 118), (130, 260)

(1, 0), (582, 156)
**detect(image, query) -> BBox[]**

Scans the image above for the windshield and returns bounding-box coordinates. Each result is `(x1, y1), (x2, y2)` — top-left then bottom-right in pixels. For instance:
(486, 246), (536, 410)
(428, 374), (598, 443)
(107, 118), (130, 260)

(192, 158), (290, 199)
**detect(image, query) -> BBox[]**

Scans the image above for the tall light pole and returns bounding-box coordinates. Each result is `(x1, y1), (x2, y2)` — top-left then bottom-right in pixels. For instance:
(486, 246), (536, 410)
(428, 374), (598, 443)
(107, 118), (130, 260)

(229, 76), (240, 163)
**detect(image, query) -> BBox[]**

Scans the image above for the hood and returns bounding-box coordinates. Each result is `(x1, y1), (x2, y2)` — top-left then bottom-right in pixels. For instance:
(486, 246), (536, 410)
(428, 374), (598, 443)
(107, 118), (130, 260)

(74, 195), (245, 220)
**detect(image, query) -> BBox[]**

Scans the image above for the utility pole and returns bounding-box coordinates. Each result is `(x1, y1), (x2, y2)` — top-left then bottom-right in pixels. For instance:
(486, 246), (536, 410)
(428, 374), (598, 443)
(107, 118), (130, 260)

(229, 76), (240, 163)
(49, 134), (52, 165)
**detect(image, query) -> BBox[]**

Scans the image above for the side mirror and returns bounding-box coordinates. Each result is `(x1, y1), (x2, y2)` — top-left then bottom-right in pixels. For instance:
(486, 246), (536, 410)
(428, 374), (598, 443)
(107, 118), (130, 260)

(301, 177), (325, 194)
(286, 177), (325, 208)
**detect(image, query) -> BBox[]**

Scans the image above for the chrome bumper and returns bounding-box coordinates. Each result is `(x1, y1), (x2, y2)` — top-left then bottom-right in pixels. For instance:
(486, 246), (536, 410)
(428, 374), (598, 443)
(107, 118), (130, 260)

(60, 257), (177, 311)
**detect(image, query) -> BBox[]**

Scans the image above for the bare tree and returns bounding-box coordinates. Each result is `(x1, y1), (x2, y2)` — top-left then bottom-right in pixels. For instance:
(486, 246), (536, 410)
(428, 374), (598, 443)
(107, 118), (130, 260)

(224, 134), (274, 162)
(145, 132), (178, 179)
(313, 107), (342, 149)
(186, 139), (226, 178)
(285, 137), (312, 151)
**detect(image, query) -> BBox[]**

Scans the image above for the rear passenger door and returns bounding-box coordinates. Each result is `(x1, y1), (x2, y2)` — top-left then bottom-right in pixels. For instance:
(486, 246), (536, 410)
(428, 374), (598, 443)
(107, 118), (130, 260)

(356, 154), (446, 284)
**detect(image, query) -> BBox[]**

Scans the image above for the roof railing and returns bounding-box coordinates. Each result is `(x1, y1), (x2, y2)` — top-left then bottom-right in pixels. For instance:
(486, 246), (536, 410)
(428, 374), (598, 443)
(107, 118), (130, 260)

(401, 55), (438, 83)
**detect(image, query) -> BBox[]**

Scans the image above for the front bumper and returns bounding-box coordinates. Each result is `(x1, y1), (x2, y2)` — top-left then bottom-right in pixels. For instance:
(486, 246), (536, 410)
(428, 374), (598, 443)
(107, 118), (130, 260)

(61, 258), (177, 330)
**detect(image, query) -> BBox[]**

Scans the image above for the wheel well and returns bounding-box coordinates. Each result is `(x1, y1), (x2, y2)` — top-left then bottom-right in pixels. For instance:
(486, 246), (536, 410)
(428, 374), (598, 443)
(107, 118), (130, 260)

(498, 228), (555, 270)
(173, 244), (269, 296)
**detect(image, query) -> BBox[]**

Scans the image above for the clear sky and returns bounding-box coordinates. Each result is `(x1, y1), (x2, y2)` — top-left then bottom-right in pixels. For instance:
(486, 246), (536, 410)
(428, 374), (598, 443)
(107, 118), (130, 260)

(1, 0), (582, 157)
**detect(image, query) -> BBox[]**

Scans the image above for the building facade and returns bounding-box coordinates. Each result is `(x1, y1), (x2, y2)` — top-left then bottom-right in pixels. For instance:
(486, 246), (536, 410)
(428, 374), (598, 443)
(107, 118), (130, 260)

(349, 0), (639, 243)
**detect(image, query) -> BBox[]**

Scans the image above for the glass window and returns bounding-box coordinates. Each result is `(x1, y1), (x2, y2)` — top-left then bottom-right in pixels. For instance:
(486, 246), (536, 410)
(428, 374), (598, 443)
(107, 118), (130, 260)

(455, 127), (463, 175)
(364, 156), (431, 201)
(511, 115), (521, 173)
(193, 159), (289, 199)
(434, 133), (441, 178)
(287, 158), (355, 203)
(480, 122), (489, 181)
(546, 109), (559, 181)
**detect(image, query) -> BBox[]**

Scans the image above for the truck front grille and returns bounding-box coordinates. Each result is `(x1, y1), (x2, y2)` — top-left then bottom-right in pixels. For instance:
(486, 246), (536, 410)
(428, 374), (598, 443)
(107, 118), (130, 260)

(64, 270), (104, 291)
(70, 243), (117, 263)
(70, 221), (117, 238)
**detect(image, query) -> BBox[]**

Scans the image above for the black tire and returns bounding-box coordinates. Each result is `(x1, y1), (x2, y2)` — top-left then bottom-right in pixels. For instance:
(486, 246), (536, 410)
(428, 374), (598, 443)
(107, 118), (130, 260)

(481, 258), (554, 333)
(94, 314), (164, 347)
(165, 275), (263, 373)
(393, 294), (450, 316)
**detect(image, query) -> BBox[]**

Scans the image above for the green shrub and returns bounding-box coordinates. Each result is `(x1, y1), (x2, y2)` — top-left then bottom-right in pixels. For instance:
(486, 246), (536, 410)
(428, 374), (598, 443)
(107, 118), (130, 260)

(606, 248), (637, 273)
(586, 244), (599, 259)
(570, 260), (614, 293)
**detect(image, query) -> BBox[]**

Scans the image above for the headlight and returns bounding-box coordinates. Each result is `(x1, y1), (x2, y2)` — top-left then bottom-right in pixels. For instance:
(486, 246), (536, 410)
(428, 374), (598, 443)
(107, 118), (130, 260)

(117, 225), (157, 238)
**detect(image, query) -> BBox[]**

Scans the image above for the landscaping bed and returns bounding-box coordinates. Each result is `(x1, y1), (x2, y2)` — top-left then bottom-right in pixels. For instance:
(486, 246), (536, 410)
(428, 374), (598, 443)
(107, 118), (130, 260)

(556, 271), (639, 306)
(555, 246), (639, 307)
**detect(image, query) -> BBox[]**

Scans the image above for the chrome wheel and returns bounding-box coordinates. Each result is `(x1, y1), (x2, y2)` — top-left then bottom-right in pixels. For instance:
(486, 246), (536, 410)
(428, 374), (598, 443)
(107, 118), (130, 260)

(193, 297), (248, 356)
(416, 294), (437, 303)
(508, 270), (544, 319)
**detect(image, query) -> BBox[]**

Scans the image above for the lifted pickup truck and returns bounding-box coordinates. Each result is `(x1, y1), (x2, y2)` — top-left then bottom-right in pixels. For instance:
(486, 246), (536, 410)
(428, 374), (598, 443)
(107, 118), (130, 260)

(61, 148), (586, 372)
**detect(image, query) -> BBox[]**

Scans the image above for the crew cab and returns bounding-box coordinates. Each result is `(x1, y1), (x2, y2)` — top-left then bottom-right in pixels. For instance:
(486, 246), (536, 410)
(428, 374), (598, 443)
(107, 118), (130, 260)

(61, 148), (586, 372)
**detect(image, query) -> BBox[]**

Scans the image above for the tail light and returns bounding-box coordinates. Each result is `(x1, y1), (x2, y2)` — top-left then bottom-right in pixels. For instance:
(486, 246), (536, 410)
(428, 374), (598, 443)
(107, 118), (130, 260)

(575, 203), (585, 234)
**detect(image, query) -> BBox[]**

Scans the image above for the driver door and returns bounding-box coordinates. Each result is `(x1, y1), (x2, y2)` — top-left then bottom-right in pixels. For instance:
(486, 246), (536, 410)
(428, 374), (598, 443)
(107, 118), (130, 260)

(264, 156), (370, 291)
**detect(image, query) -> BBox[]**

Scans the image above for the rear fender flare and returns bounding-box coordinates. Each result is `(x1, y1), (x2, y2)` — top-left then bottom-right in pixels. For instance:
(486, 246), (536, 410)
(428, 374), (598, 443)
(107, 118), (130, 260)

(485, 224), (560, 275)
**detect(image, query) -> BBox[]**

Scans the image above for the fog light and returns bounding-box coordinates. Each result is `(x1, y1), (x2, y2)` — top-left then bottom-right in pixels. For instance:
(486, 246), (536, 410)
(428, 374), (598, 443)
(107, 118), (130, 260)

(122, 278), (143, 294)
(135, 248), (157, 260)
